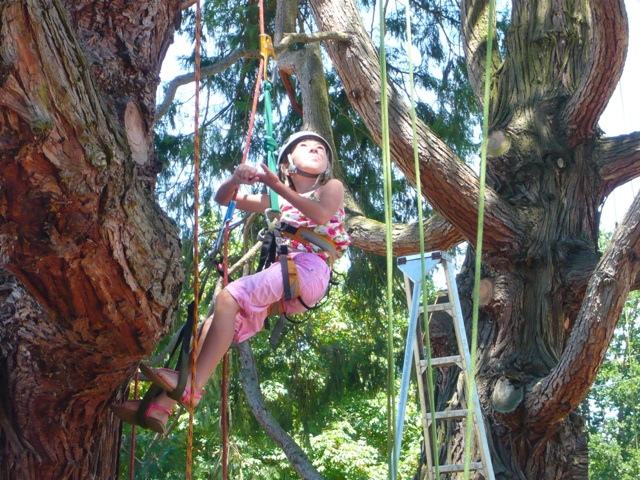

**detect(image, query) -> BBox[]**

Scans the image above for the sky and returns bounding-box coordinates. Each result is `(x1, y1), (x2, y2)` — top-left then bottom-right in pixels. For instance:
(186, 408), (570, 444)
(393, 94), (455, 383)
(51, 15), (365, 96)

(597, 0), (640, 232)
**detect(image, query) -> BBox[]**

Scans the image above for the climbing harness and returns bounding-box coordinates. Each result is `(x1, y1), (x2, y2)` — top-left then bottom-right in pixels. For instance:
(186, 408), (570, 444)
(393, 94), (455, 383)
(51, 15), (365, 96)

(253, 210), (339, 346)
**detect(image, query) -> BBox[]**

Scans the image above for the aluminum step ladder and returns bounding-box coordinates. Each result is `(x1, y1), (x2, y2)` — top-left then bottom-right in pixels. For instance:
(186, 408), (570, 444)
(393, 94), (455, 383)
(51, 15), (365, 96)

(393, 251), (495, 480)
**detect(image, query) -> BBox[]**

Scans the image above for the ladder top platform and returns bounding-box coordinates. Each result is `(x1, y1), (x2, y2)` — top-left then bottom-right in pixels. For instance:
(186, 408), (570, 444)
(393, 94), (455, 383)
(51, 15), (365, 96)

(397, 251), (448, 283)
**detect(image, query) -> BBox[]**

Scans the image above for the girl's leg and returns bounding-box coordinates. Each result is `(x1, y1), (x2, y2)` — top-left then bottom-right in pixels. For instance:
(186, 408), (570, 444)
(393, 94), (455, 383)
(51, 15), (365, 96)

(192, 288), (238, 390)
(113, 288), (239, 423)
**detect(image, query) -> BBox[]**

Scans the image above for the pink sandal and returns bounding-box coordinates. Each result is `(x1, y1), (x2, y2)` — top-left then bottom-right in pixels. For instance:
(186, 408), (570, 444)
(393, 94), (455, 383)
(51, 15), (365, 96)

(110, 400), (172, 434)
(139, 364), (204, 408)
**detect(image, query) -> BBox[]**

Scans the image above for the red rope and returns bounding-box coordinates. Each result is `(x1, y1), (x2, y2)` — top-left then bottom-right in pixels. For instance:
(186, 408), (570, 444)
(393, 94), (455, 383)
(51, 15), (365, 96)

(187, 0), (203, 478)
(217, 41), (265, 480)
(221, 221), (231, 478)
(216, 0), (268, 475)
(129, 371), (139, 480)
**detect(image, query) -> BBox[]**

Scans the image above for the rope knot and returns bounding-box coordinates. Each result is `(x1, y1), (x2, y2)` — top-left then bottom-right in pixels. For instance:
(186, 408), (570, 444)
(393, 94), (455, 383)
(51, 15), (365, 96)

(264, 135), (278, 153)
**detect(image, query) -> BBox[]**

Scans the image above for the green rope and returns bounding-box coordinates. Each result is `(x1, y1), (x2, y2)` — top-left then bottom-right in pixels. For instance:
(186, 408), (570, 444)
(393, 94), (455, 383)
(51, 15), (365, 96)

(463, 1), (496, 478)
(378, 3), (396, 479)
(263, 81), (279, 211)
(402, 1), (441, 478)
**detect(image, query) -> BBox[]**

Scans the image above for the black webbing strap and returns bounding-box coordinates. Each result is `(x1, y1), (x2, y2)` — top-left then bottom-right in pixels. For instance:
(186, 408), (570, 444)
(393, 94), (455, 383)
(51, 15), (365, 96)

(256, 229), (278, 273)
(137, 302), (195, 418)
(280, 254), (294, 300)
(165, 301), (194, 401)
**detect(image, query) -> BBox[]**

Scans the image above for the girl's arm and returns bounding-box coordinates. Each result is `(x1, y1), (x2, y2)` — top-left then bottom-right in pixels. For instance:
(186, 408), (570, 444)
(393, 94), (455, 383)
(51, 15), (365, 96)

(215, 165), (270, 213)
(256, 163), (344, 225)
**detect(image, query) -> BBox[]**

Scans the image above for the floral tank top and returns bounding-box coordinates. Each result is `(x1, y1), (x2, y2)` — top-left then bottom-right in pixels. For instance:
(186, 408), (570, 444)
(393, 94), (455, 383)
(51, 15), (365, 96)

(279, 191), (351, 261)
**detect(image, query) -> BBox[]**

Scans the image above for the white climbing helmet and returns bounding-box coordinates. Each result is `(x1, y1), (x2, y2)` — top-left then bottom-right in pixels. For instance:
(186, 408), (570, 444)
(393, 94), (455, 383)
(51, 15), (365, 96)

(277, 131), (334, 166)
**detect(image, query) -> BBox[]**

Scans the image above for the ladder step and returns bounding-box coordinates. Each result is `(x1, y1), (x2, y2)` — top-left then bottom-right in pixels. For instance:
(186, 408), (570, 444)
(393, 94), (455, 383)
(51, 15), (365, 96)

(426, 302), (453, 313)
(426, 409), (469, 423)
(434, 462), (483, 474)
(420, 355), (462, 371)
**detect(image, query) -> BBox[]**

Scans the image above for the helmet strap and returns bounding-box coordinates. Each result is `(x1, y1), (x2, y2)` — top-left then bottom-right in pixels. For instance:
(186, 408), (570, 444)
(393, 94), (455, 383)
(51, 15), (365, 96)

(286, 164), (322, 178)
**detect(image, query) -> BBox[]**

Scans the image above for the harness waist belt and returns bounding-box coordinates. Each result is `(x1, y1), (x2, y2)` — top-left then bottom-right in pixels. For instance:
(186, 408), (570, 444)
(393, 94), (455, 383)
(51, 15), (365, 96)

(278, 223), (338, 265)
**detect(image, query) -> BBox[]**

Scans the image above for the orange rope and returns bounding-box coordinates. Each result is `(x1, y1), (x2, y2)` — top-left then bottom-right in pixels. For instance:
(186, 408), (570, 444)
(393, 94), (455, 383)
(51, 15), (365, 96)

(218, 48), (265, 480)
(259, 0), (266, 35)
(187, 0), (202, 478)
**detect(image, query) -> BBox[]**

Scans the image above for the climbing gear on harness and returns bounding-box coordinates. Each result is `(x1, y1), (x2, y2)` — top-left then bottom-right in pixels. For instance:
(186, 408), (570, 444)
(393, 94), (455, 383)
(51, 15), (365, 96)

(257, 219), (338, 270)
(255, 209), (338, 347)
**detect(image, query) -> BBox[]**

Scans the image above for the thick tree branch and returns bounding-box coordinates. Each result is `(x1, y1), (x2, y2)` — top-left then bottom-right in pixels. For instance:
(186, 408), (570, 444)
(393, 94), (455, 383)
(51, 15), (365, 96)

(309, 0), (525, 266)
(278, 31), (352, 50)
(346, 213), (464, 257)
(596, 131), (640, 198)
(237, 342), (326, 480)
(526, 190), (640, 432)
(180, 0), (197, 10)
(460, 0), (501, 105)
(563, 0), (628, 146)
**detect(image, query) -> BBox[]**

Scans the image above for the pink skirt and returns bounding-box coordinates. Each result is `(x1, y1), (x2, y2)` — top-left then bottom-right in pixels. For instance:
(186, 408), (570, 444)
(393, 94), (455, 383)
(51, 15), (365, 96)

(225, 252), (330, 343)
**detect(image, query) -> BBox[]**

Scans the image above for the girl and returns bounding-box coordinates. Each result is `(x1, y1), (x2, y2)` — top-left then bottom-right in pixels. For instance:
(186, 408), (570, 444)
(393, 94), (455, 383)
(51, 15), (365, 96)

(111, 131), (350, 433)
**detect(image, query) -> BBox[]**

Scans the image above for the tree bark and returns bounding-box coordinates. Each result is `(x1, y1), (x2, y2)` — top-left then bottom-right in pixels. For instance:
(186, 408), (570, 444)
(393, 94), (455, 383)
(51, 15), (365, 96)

(0, 1), (183, 478)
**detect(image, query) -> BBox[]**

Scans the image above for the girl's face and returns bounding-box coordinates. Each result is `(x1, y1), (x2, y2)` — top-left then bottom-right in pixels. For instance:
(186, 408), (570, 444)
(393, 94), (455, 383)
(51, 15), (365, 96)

(288, 139), (329, 174)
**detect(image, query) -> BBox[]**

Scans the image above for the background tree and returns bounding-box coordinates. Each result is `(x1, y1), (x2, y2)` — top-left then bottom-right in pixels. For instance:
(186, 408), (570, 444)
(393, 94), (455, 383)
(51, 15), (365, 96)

(309, 0), (637, 478)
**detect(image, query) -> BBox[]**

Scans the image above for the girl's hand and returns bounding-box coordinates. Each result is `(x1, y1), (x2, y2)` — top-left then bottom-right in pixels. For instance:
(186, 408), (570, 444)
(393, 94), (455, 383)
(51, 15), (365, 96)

(255, 163), (282, 190)
(233, 164), (260, 185)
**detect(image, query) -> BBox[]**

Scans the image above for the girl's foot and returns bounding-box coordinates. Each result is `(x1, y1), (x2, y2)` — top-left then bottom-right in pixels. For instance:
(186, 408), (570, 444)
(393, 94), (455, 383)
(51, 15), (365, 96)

(110, 400), (171, 434)
(139, 365), (203, 408)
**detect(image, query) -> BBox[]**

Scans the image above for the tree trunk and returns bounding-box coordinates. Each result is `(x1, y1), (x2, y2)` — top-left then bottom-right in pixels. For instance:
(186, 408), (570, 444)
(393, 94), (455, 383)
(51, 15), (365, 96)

(0, 1), (183, 478)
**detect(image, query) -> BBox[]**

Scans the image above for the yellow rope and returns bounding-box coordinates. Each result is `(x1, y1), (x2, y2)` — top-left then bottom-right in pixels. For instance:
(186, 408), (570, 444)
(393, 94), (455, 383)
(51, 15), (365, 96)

(464, 1), (496, 478)
(377, 2), (396, 478)
(400, 0), (441, 477)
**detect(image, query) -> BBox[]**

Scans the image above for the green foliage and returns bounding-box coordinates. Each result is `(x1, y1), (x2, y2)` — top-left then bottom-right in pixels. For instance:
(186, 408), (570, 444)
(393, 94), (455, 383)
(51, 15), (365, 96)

(586, 290), (640, 480)
(118, 245), (438, 478)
